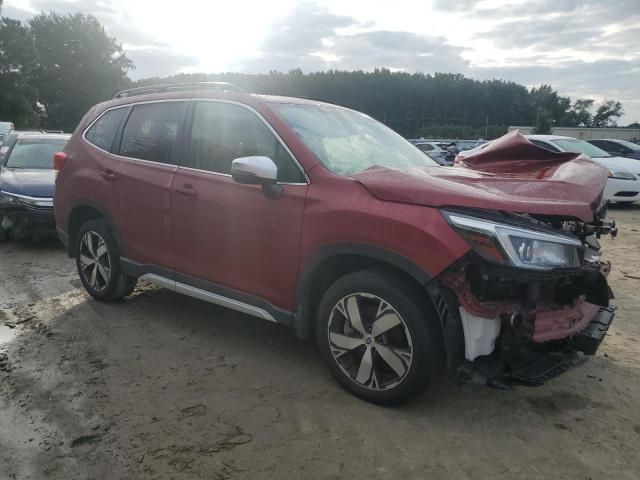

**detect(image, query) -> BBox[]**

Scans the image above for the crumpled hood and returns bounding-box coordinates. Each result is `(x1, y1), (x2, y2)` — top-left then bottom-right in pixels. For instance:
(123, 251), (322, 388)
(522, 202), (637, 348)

(0, 168), (56, 198)
(354, 131), (609, 222)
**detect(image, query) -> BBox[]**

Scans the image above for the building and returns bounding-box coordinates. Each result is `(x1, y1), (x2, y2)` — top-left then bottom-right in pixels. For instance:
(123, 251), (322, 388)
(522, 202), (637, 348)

(508, 126), (640, 142)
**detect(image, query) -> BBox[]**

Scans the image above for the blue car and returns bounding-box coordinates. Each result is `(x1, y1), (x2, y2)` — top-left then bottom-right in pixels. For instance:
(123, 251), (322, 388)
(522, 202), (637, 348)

(0, 133), (70, 241)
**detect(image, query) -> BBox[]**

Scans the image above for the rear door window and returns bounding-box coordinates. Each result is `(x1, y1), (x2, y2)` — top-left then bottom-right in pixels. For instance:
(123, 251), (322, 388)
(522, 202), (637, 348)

(186, 101), (304, 182)
(85, 107), (129, 152)
(120, 102), (187, 164)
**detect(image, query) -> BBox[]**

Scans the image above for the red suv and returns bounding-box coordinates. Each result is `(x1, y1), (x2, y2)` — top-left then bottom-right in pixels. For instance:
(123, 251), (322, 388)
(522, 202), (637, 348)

(54, 83), (616, 404)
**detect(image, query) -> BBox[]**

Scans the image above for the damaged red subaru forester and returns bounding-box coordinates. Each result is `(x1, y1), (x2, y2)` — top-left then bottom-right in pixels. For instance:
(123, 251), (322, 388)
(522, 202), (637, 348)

(53, 83), (617, 404)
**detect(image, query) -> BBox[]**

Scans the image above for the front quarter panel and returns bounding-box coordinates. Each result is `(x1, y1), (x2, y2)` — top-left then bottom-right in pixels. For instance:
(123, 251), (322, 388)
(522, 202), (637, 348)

(300, 173), (471, 281)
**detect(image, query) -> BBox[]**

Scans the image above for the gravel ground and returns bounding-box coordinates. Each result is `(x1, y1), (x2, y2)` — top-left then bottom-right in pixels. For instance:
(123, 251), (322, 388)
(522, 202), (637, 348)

(1, 205), (639, 480)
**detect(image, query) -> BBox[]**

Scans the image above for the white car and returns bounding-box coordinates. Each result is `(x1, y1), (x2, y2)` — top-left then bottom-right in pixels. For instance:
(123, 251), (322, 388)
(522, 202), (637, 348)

(413, 142), (452, 165)
(526, 135), (640, 204)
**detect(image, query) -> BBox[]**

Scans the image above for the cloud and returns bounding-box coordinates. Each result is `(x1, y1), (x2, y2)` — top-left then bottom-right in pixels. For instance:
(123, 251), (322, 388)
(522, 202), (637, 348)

(126, 49), (199, 80)
(432, 0), (482, 11)
(476, 0), (640, 23)
(474, 0), (640, 53)
(28, 0), (167, 48)
(241, 4), (468, 74)
(1, 4), (35, 21)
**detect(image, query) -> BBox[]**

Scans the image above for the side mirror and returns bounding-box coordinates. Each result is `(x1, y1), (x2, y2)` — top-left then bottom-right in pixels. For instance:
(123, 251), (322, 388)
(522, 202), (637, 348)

(231, 156), (282, 199)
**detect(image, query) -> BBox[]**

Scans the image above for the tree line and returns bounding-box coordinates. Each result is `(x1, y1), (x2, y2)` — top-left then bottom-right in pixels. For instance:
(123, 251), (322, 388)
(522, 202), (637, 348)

(0, 5), (629, 138)
(139, 71), (626, 138)
(0, 6), (132, 131)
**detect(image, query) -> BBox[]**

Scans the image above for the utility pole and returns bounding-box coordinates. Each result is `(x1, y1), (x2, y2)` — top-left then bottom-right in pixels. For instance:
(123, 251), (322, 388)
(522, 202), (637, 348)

(485, 114), (489, 140)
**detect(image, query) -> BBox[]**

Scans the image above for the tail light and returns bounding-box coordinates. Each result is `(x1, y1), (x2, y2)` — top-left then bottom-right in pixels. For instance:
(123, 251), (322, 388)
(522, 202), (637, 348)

(53, 152), (68, 171)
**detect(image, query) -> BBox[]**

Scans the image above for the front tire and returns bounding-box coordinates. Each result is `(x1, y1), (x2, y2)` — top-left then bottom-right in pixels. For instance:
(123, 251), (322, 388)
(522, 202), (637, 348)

(75, 219), (137, 301)
(316, 270), (441, 405)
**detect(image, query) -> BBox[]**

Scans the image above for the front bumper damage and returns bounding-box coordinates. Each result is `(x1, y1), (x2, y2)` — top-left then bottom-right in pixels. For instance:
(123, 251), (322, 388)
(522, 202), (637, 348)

(429, 251), (615, 388)
(0, 193), (56, 240)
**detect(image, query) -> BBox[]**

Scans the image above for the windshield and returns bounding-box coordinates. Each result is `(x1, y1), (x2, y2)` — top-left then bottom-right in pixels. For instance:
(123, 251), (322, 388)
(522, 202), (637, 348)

(0, 122), (13, 135)
(6, 139), (68, 169)
(271, 103), (438, 175)
(617, 139), (640, 151)
(550, 138), (611, 158)
(2, 132), (18, 148)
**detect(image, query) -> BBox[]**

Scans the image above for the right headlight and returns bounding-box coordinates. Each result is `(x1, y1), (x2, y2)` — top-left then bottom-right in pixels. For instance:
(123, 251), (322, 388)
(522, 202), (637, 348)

(609, 170), (636, 180)
(443, 211), (583, 270)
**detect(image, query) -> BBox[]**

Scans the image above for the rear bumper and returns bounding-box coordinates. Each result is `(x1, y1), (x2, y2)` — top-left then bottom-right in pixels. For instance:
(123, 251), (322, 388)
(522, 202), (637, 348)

(56, 226), (69, 250)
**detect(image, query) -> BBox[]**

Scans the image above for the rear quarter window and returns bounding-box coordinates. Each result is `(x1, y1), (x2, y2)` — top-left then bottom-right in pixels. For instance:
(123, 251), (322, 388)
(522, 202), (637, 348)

(85, 107), (129, 152)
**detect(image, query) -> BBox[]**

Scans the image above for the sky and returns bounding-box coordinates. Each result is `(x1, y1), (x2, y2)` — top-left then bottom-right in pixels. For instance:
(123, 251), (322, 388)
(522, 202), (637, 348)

(4, 0), (640, 123)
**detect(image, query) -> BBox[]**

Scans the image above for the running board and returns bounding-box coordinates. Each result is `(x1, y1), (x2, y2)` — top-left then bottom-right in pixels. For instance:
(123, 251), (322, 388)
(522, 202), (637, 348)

(139, 274), (278, 323)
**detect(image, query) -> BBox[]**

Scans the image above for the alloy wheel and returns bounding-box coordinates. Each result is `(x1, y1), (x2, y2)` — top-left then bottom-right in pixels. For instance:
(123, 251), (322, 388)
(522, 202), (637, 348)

(79, 231), (111, 291)
(327, 293), (413, 391)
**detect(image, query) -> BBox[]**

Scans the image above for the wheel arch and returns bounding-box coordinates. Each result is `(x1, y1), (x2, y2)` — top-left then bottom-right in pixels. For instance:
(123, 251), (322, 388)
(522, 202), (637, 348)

(294, 243), (433, 340)
(66, 199), (120, 257)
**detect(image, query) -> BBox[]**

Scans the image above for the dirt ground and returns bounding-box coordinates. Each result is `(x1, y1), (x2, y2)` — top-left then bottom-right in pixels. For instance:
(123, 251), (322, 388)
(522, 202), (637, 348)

(1, 206), (639, 480)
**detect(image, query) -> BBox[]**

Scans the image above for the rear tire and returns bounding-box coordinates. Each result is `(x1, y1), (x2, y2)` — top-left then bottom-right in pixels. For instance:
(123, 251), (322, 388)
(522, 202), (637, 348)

(74, 219), (137, 301)
(316, 269), (441, 405)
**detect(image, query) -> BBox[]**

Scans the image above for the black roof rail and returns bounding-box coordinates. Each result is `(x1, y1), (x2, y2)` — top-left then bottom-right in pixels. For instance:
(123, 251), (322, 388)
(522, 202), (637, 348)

(113, 82), (247, 99)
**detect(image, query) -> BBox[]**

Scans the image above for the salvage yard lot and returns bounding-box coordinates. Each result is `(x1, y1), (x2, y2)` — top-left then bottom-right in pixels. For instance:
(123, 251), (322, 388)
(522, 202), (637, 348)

(1, 205), (639, 480)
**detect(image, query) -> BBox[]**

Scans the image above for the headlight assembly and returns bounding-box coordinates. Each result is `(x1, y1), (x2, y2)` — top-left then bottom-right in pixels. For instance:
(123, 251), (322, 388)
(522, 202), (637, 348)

(609, 170), (636, 180)
(443, 211), (582, 270)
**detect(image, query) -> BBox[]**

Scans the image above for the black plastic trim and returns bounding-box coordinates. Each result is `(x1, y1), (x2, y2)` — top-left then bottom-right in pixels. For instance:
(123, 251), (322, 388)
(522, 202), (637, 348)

(293, 243), (432, 339)
(64, 198), (122, 258)
(56, 226), (69, 250)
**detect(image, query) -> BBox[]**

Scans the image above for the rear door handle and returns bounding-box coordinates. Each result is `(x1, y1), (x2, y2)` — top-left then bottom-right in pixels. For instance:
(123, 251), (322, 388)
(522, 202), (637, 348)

(100, 170), (116, 181)
(175, 184), (198, 196)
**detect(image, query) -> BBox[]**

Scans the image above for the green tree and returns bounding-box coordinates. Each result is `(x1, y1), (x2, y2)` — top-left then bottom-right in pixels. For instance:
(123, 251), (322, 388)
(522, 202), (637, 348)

(533, 107), (553, 134)
(591, 100), (624, 128)
(29, 12), (133, 130)
(0, 17), (40, 126)
(562, 98), (594, 127)
(529, 84), (570, 124)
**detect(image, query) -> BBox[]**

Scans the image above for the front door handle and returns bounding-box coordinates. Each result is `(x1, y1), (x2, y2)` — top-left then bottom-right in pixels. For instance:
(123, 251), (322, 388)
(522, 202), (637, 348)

(100, 170), (116, 181)
(175, 184), (198, 196)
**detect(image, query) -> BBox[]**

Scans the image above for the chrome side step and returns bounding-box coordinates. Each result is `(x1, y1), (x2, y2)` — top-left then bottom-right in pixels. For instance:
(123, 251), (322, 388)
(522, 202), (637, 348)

(139, 273), (277, 323)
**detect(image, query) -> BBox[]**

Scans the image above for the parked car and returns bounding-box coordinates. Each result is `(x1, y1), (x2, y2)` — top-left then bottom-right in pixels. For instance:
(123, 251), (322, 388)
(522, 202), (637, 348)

(54, 85), (616, 404)
(0, 130), (45, 161)
(414, 142), (453, 165)
(0, 133), (70, 241)
(587, 139), (640, 160)
(0, 122), (14, 143)
(524, 135), (640, 204)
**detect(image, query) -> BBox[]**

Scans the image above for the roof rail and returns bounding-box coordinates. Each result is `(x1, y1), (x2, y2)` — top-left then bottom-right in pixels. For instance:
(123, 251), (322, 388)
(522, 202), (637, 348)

(113, 82), (247, 99)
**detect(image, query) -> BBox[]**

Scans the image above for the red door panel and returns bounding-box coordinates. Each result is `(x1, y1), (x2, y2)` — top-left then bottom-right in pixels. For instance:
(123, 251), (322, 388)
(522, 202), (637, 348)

(171, 169), (306, 310)
(118, 159), (177, 269)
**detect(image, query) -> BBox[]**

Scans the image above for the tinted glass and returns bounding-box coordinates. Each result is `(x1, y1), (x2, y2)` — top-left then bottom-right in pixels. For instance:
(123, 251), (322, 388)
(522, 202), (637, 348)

(85, 107), (128, 152)
(551, 138), (610, 158)
(615, 140), (640, 151)
(529, 139), (560, 152)
(187, 102), (304, 182)
(0, 122), (13, 135)
(6, 139), (69, 169)
(120, 102), (186, 164)
(272, 103), (438, 176)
